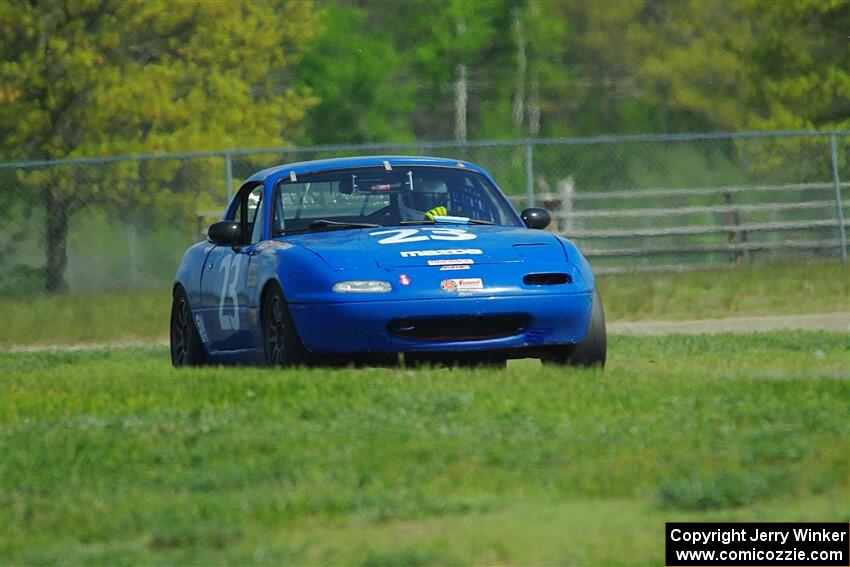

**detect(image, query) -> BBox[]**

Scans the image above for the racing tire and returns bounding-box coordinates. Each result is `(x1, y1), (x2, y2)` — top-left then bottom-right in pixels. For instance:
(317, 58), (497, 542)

(262, 282), (310, 367)
(543, 288), (607, 368)
(170, 286), (208, 367)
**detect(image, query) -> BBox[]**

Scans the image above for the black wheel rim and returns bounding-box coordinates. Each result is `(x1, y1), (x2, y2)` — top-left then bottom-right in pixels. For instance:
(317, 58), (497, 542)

(171, 297), (190, 364)
(265, 295), (286, 364)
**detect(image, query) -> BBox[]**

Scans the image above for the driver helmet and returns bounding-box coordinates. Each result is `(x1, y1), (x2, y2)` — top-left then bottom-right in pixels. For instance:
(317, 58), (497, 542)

(398, 178), (449, 221)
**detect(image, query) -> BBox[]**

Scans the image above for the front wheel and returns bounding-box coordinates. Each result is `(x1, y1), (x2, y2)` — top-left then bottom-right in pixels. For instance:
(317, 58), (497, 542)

(543, 288), (607, 368)
(262, 282), (310, 366)
(170, 286), (208, 367)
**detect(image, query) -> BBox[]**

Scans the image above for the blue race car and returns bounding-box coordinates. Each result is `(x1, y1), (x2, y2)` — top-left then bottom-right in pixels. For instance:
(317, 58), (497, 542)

(170, 156), (606, 368)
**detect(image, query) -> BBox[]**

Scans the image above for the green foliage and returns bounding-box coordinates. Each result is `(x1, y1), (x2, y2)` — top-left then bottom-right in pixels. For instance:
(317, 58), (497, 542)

(742, 0), (850, 130)
(0, 0), (320, 290)
(658, 470), (779, 511)
(401, 0), (511, 140)
(0, 0), (319, 160)
(620, 0), (849, 133)
(292, 0), (848, 152)
(1, 332), (847, 563)
(295, 4), (415, 144)
(3, 0), (844, 150)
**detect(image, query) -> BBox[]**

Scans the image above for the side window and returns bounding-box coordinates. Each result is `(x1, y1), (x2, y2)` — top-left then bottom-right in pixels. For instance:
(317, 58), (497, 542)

(250, 195), (265, 244)
(273, 188), (286, 235)
(246, 186), (263, 244)
(227, 183), (264, 243)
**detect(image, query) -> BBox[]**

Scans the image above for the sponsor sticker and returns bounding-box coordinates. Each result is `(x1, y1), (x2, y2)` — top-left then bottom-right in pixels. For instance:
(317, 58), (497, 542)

(427, 258), (475, 266)
(400, 248), (483, 258)
(194, 315), (209, 343)
(440, 265), (470, 271)
(399, 274), (411, 285)
(257, 241), (294, 252)
(440, 277), (483, 292)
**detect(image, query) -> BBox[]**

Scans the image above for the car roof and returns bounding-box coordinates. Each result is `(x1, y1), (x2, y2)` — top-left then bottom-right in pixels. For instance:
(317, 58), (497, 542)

(245, 155), (489, 184)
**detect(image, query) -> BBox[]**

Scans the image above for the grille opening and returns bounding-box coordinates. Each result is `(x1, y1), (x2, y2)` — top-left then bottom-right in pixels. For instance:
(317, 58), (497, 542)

(388, 315), (527, 341)
(523, 273), (571, 286)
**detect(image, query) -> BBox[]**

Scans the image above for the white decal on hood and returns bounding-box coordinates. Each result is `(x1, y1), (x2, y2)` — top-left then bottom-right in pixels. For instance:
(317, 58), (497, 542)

(427, 258), (475, 266)
(400, 248), (483, 258)
(370, 228), (428, 245)
(370, 227), (477, 245)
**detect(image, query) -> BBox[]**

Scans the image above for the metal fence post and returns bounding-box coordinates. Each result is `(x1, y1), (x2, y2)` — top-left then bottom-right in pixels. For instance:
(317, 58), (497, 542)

(723, 191), (745, 264)
(224, 152), (234, 202)
(525, 140), (534, 207)
(829, 133), (848, 261)
(128, 222), (138, 287)
(557, 177), (575, 234)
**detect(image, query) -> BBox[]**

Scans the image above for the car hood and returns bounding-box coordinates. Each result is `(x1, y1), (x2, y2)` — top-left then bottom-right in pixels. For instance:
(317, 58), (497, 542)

(280, 225), (566, 270)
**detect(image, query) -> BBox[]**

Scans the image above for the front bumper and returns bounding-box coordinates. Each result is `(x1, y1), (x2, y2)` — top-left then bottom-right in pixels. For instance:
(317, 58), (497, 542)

(288, 292), (593, 354)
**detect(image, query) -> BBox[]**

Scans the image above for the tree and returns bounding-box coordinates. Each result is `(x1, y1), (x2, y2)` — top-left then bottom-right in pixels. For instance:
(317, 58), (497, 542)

(294, 3), (415, 144)
(549, 0), (695, 135)
(381, 0), (505, 141)
(508, 0), (569, 137)
(742, 0), (849, 131)
(0, 0), (318, 291)
(609, 0), (849, 133)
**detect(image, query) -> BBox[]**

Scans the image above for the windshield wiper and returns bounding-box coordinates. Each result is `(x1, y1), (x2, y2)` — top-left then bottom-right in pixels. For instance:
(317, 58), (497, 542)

(278, 219), (380, 235)
(399, 218), (495, 226)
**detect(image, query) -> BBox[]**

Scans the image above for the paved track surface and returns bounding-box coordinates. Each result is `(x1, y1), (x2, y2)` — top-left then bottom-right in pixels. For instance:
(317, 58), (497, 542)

(4, 312), (846, 353)
(609, 312), (848, 336)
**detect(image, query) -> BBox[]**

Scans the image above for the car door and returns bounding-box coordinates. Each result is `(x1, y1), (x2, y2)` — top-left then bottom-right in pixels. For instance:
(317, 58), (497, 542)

(201, 183), (264, 352)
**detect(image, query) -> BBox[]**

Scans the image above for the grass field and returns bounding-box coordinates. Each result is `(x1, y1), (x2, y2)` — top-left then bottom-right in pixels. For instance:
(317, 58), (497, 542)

(1, 259), (847, 347)
(2, 331), (847, 565)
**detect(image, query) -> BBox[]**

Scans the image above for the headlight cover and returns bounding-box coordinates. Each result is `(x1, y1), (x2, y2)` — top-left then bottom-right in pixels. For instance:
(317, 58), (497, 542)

(332, 280), (392, 293)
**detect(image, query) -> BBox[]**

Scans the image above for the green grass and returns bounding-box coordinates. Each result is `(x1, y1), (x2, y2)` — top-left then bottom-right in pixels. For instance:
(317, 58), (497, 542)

(2, 332), (847, 565)
(0, 287), (169, 347)
(598, 259), (849, 322)
(1, 259), (847, 347)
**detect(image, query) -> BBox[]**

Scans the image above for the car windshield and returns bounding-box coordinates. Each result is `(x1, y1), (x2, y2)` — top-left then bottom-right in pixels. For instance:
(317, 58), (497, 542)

(272, 166), (521, 235)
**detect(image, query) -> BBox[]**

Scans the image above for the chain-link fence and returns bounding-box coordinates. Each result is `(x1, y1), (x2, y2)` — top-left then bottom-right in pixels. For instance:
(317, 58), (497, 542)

(1, 130), (847, 294)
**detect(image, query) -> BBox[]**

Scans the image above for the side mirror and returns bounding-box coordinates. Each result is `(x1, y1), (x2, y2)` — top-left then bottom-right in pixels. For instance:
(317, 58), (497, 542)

(207, 221), (242, 246)
(521, 207), (551, 230)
